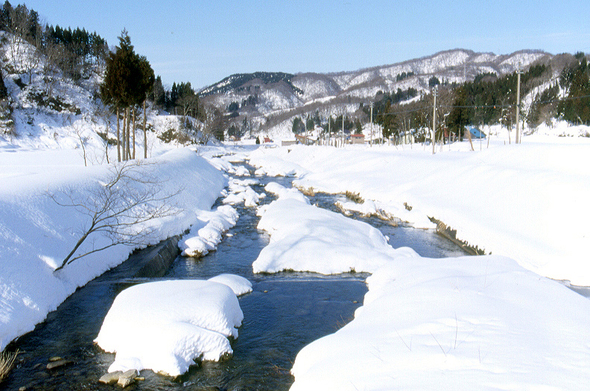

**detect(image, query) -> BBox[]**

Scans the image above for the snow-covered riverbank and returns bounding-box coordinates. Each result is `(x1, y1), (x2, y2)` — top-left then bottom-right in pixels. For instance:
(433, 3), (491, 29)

(249, 132), (590, 286)
(249, 173), (590, 390)
(0, 147), (227, 350)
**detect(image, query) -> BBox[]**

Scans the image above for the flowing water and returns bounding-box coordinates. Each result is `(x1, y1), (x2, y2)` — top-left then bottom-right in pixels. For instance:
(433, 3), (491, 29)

(4, 166), (469, 391)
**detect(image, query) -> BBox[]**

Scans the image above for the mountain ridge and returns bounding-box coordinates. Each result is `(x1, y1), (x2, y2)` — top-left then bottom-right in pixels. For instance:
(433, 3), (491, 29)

(199, 49), (553, 137)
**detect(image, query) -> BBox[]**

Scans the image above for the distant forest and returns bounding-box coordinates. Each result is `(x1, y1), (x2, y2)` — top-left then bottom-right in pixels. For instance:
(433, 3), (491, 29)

(371, 53), (590, 141)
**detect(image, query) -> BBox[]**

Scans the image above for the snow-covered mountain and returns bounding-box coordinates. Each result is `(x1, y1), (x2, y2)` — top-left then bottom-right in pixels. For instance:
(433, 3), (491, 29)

(200, 49), (552, 138)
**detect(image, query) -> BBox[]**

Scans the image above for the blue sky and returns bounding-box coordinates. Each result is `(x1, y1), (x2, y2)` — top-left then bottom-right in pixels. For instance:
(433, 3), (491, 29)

(22, 0), (590, 89)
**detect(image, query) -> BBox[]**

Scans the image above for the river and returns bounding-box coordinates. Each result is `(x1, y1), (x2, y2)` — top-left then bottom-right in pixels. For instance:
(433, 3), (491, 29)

(4, 165), (469, 390)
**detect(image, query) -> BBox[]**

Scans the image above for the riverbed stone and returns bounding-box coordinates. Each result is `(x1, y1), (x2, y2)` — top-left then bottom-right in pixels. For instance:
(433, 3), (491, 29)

(46, 359), (72, 370)
(98, 371), (121, 384)
(117, 369), (138, 388)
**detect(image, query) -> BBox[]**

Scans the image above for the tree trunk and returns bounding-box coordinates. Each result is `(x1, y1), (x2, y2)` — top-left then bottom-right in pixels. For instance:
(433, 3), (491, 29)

(116, 107), (121, 162)
(126, 107), (131, 160)
(132, 107), (136, 160)
(143, 100), (147, 159)
(121, 108), (127, 160)
(56, 222), (95, 271)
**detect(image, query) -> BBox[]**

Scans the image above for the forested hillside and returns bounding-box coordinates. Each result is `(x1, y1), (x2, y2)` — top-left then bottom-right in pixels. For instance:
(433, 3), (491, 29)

(0, 1), (219, 153)
(201, 50), (590, 141)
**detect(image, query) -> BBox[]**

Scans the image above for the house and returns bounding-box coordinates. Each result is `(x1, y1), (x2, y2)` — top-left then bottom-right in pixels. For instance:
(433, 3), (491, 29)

(295, 134), (314, 145)
(468, 127), (486, 139)
(350, 134), (365, 144)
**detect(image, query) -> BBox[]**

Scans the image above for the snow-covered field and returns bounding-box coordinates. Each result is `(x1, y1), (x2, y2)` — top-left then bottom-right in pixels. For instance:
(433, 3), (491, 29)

(250, 124), (590, 286)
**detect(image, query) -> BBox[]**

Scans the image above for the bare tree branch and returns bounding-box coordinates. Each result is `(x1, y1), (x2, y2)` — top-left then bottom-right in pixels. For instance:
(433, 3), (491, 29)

(49, 160), (183, 272)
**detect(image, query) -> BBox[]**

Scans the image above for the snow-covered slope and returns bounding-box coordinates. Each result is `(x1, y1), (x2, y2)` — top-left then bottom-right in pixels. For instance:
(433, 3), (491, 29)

(200, 49), (551, 139)
(0, 32), (208, 156)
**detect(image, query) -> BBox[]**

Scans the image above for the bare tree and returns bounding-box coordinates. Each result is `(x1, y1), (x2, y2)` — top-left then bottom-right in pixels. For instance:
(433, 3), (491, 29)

(72, 121), (89, 167)
(50, 160), (181, 272)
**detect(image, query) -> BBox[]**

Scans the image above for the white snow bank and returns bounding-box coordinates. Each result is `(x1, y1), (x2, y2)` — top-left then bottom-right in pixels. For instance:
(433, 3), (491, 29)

(179, 205), (239, 257)
(251, 154), (308, 177)
(222, 178), (265, 207)
(253, 183), (418, 274)
(336, 198), (378, 216)
(206, 157), (250, 176)
(248, 138), (590, 285)
(0, 148), (227, 350)
(290, 255), (590, 390)
(249, 161), (590, 389)
(95, 278), (245, 376)
(208, 274), (253, 296)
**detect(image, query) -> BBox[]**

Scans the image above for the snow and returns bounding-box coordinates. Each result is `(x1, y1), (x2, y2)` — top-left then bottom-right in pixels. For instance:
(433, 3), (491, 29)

(249, 150), (590, 390)
(335, 197), (378, 216)
(249, 127), (590, 286)
(289, 255), (590, 390)
(94, 278), (246, 376)
(0, 147), (228, 351)
(1, 27), (590, 388)
(222, 178), (265, 207)
(208, 274), (253, 296)
(178, 205), (239, 257)
(253, 183), (417, 274)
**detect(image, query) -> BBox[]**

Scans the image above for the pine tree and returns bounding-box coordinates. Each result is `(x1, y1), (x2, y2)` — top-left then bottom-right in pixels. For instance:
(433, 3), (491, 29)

(558, 57), (590, 125)
(100, 30), (154, 161)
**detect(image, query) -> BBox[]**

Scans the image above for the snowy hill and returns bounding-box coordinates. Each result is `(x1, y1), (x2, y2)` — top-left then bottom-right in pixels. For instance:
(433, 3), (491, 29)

(0, 32), (207, 157)
(200, 49), (552, 139)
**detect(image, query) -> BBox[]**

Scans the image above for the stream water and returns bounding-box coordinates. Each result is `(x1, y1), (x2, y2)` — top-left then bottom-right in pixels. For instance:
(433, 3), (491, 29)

(4, 166), (469, 391)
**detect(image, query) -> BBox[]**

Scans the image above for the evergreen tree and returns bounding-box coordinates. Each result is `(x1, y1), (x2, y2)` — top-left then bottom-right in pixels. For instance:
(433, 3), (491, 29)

(292, 117), (305, 134)
(557, 56), (590, 125)
(446, 86), (470, 139)
(100, 30), (154, 161)
(152, 76), (166, 109)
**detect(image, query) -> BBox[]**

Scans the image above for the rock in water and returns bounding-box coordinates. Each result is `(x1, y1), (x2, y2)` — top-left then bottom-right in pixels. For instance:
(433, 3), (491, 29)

(46, 359), (72, 370)
(98, 371), (121, 385)
(117, 369), (138, 388)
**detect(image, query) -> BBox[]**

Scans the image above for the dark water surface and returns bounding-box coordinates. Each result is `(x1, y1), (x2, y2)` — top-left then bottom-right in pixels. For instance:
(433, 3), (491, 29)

(4, 166), (469, 390)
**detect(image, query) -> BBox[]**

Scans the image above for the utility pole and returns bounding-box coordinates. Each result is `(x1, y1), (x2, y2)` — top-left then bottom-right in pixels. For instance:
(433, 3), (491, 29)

(328, 115), (331, 146)
(432, 86), (437, 155)
(370, 102), (374, 147)
(341, 113), (345, 147)
(305, 116), (308, 146)
(515, 63), (522, 144)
